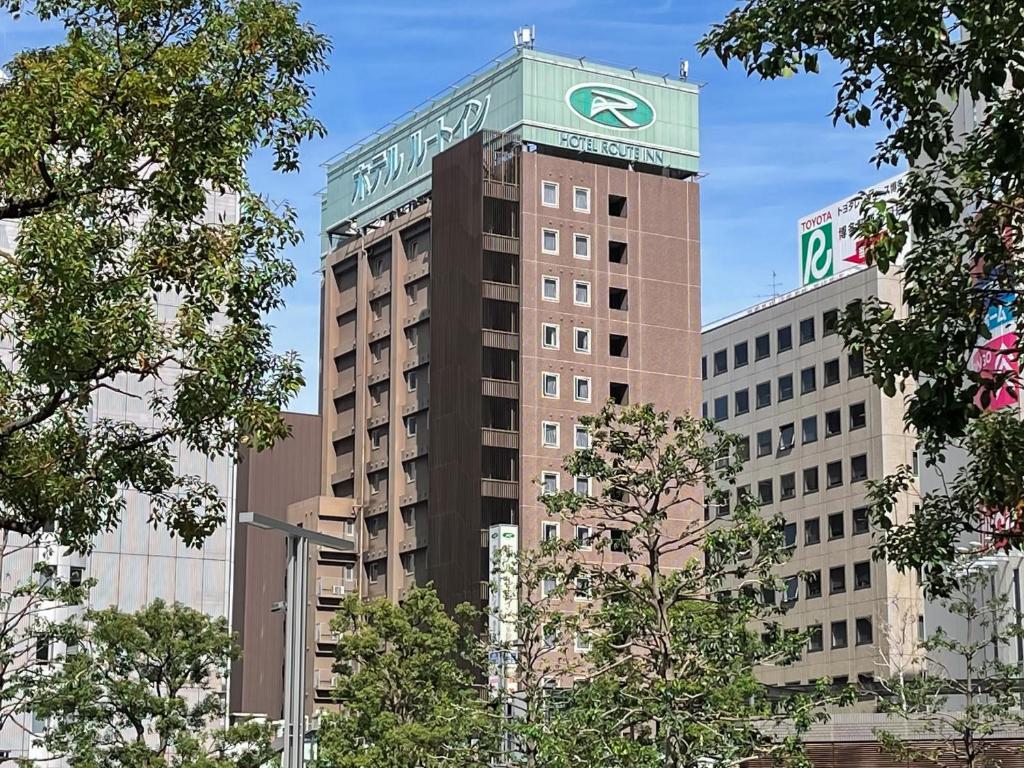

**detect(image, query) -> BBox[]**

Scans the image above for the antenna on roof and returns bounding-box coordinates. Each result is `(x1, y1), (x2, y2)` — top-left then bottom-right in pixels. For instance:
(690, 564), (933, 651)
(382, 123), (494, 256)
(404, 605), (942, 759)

(513, 25), (535, 50)
(755, 270), (784, 300)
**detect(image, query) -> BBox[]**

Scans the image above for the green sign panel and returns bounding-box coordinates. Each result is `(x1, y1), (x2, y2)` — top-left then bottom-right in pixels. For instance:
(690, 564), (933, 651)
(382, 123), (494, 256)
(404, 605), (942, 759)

(322, 49), (699, 245)
(800, 221), (835, 286)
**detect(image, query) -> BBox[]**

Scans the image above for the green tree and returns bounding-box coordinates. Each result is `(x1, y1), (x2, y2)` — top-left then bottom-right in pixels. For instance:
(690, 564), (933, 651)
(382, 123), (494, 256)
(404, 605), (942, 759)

(874, 553), (1024, 768)
(699, 1), (1024, 577)
(536, 403), (841, 768)
(317, 588), (497, 768)
(20, 598), (274, 768)
(0, 0), (328, 549)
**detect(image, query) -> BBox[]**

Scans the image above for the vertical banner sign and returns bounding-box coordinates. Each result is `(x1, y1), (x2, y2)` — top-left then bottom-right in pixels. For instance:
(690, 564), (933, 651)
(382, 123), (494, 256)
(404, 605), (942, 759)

(969, 271), (1019, 412)
(797, 174), (906, 287)
(488, 524), (519, 696)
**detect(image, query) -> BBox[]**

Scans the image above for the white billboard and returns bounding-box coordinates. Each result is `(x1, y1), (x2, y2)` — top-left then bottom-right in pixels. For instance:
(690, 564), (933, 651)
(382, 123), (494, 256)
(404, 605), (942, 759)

(487, 524), (519, 695)
(797, 173), (906, 287)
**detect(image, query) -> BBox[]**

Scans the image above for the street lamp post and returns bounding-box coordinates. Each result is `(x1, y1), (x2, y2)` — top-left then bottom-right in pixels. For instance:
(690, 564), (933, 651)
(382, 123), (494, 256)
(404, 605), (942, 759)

(238, 511), (355, 768)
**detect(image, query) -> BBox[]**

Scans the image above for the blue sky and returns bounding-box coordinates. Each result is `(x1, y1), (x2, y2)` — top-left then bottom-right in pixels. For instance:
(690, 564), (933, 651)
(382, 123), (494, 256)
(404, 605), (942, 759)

(2, 0), (896, 414)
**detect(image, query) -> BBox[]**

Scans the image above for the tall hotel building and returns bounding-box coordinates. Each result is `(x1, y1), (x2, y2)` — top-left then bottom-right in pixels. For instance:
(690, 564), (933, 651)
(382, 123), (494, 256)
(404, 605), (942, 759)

(318, 47), (703, 612)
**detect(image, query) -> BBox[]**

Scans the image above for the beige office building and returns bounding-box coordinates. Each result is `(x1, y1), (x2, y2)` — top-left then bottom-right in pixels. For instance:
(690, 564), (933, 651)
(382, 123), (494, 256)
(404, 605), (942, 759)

(701, 267), (924, 687)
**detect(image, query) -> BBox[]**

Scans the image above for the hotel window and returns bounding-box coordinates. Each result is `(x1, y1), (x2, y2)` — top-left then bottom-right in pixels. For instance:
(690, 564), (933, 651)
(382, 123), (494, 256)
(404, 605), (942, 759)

(825, 408), (842, 437)
(574, 280), (591, 306)
(783, 521), (797, 549)
(541, 472), (559, 495)
(542, 181), (559, 207)
(800, 365), (816, 394)
(756, 429), (772, 458)
(784, 575), (799, 604)
(542, 421), (560, 448)
(368, 562), (381, 583)
(701, 356), (707, 380)
(828, 511), (845, 539)
(405, 415), (417, 437)
(824, 358), (841, 387)
(778, 374), (794, 402)
(542, 576), (557, 598)
(778, 423), (795, 451)
(575, 476), (591, 495)
(805, 518), (821, 545)
(406, 370), (418, 392)
(573, 233), (591, 260)
(780, 473), (796, 501)
(856, 617), (874, 646)
(713, 350), (728, 376)
(575, 525), (592, 550)
(802, 415), (818, 444)
(713, 396), (728, 423)
(573, 186), (591, 212)
(851, 454), (868, 482)
(574, 632), (592, 653)
(849, 401), (866, 430)
(736, 436), (750, 462)
(370, 429), (381, 451)
(803, 466), (819, 494)
(854, 561), (872, 590)
(853, 506), (870, 535)
(343, 563), (355, 581)
(829, 566), (846, 595)
(831, 620), (848, 649)
(735, 388), (749, 415)
(823, 308), (839, 336)
(405, 326), (417, 349)
(754, 333), (770, 360)
(542, 275), (559, 302)
(574, 327), (592, 354)
(542, 323), (559, 349)
(755, 381), (771, 409)
(808, 624), (824, 652)
(734, 341), (749, 368)
(806, 570), (822, 599)
(574, 424), (590, 449)
(542, 229), (559, 254)
(575, 577), (592, 601)
(848, 350), (865, 378)
(757, 479), (773, 505)
(800, 317), (815, 345)
(542, 521), (559, 542)
(777, 325), (793, 352)
(574, 376), (592, 403)
(542, 372), (559, 399)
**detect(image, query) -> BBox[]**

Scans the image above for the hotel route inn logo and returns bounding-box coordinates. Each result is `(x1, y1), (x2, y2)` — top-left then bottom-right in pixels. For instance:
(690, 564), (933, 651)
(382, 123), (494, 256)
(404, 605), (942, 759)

(565, 83), (656, 130)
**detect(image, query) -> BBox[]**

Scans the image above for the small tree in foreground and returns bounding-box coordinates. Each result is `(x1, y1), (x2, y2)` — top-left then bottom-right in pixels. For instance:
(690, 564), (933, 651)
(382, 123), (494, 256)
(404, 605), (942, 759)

(21, 599), (274, 768)
(875, 553), (1024, 768)
(536, 403), (845, 768)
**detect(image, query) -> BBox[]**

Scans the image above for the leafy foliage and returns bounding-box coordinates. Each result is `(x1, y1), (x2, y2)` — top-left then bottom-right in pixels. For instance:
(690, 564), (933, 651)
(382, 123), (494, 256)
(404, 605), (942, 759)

(20, 599), (275, 768)
(317, 588), (496, 768)
(699, 0), (1024, 572)
(874, 553), (1024, 768)
(0, 0), (328, 548)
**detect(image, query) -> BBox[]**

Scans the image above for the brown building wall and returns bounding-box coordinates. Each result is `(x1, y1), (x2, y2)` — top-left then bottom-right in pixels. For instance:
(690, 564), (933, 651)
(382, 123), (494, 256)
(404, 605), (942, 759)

(230, 412), (322, 719)
(749, 740), (1024, 768)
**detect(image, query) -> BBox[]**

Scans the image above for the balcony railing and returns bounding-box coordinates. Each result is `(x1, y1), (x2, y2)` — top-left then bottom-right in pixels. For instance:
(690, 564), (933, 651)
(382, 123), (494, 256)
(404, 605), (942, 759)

(482, 428), (518, 449)
(481, 478), (518, 500)
(481, 377), (519, 399)
(482, 280), (520, 303)
(482, 330), (519, 350)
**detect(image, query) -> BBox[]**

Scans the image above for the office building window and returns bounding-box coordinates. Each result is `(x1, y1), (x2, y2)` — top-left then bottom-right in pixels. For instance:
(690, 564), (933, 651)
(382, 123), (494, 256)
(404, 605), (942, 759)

(823, 308), (839, 336)
(800, 317), (815, 345)
(542, 323), (559, 349)
(575, 577), (592, 602)
(574, 376), (591, 403)
(806, 570), (822, 599)
(784, 575), (799, 603)
(406, 370), (418, 392)
(735, 341), (749, 368)
(573, 233), (591, 260)
(735, 388), (750, 415)
(853, 506), (870, 535)
(542, 576), (557, 597)
(610, 529), (628, 552)
(574, 424), (590, 449)
(825, 409), (841, 437)
(755, 333), (770, 361)
(850, 401), (866, 430)
(829, 566), (846, 595)
(542, 229), (559, 254)
(805, 518), (821, 545)
(802, 416), (818, 444)
(808, 624), (824, 652)
(542, 372), (559, 398)
(851, 454), (868, 482)
(777, 325), (793, 352)
(855, 561), (872, 590)
(406, 415), (417, 437)
(828, 511), (845, 539)
(575, 525), (592, 551)
(575, 477), (591, 495)
(800, 366), (817, 394)
(736, 436), (750, 462)
(783, 522), (797, 549)
(779, 423), (795, 451)
(542, 421), (559, 448)
(824, 358), (840, 387)
(542, 181), (559, 207)
(713, 396), (728, 423)
(713, 349), (728, 376)
(574, 280), (591, 306)
(542, 275), (559, 301)
(541, 472), (559, 495)
(574, 327), (592, 354)
(69, 566), (84, 588)
(701, 356), (707, 380)
(856, 617), (874, 646)
(781, 473), (796, 501)
(803, 466), (819, 494)
(756, 381), (771, 409)
(848, 350), (865, 378)
(758, 479), (774, 505)
(573, 186), (591, 212)
(574, 632), (592, 653)
(831, 620), (848, 649)
(756, 430), (772, 458)
(778, 373), (794, 402)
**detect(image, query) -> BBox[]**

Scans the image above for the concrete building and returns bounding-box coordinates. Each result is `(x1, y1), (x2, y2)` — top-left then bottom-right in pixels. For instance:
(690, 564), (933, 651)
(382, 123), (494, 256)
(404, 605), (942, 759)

(318, 46), (703, 614)
(701, 266), (924, 688)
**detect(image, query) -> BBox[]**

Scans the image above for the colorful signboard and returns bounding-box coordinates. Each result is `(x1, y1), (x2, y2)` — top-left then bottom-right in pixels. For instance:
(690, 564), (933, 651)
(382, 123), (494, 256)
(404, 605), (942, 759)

(322, 48), (699, 242)
(487, 524), (519, 696)
(797, 173), (906, 286)
(969, 274), (1019, 412)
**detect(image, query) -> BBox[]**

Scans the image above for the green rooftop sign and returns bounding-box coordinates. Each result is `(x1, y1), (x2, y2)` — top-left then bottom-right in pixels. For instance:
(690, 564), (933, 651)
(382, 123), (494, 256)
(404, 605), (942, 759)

(322, 49), (699, 243)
